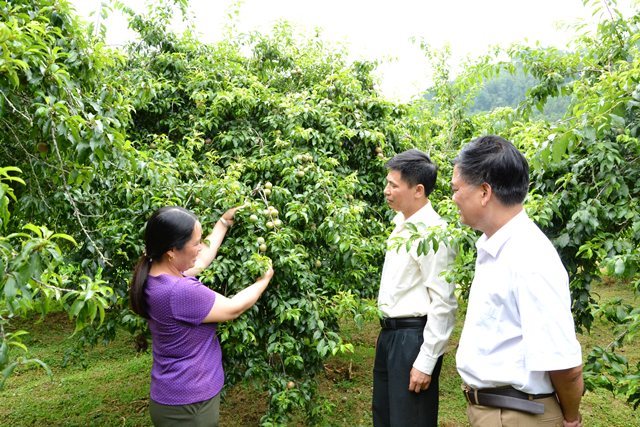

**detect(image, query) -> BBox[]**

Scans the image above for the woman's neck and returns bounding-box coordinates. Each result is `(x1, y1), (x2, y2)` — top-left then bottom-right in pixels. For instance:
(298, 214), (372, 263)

(149, 260), (182, 277)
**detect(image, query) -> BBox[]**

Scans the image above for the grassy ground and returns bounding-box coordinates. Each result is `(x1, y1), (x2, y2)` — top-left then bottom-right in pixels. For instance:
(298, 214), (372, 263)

(1, 280), (638, 426)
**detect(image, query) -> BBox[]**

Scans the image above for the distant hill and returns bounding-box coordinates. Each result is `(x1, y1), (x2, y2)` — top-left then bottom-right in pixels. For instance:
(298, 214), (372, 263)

(469, 67), (571, 120)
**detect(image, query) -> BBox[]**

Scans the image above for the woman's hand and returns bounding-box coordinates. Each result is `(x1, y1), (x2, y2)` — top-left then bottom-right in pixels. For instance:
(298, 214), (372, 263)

(260, 265), (275, 282)
(202, 264), (275, 323)
(220, 203), (247, 228)
(184, 204), (248, 276)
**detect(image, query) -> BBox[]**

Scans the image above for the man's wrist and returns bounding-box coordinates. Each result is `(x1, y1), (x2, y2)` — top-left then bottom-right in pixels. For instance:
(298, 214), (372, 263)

(563, 414), (582, 427)
(219, 217), (231, 228)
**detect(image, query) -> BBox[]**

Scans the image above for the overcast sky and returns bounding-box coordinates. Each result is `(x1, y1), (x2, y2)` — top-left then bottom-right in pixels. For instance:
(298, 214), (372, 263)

(70, 0), (631, 101)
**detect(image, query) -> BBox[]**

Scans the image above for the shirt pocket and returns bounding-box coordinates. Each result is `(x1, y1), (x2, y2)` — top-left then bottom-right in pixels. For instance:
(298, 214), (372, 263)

(474, 302), (503, 355)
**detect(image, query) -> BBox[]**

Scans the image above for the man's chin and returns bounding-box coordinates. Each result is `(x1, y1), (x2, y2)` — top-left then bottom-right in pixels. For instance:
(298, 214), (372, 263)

(459, 217), (474, 228)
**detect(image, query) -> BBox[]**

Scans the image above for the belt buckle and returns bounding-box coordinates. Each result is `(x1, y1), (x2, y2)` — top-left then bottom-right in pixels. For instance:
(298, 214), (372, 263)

(462, 384), (477, 404)
(381, 317), (396, 329)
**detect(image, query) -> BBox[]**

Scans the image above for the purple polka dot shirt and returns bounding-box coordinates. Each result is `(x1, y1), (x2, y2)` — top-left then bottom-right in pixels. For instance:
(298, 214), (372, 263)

(145, 274), (224, 405)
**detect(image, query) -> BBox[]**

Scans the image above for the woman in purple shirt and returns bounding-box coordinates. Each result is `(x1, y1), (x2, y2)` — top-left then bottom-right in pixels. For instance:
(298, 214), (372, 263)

(129, 206), (274, 426)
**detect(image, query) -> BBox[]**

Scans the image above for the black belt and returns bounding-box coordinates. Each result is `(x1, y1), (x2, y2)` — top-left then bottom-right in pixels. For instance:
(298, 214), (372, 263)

(379, 316), (427, 329)
(463, 385), (556, 415)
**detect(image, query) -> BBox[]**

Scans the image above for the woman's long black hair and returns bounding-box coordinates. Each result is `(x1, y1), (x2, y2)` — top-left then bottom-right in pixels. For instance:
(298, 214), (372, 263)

(129, 207), (198, 318)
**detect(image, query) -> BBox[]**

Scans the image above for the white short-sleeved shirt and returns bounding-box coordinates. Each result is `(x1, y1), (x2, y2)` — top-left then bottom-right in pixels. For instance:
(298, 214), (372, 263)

(456, 210), (582, 394)
(378, 201), (458, 375)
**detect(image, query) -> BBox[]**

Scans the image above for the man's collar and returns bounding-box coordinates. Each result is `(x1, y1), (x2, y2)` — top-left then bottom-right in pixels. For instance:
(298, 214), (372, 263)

(393, 200), (436, 226)
(476, 210), (528, 257)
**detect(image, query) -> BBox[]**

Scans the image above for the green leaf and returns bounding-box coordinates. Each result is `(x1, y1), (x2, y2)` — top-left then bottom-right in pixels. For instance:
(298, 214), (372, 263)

(4, 275), (17, 299)
(70, 299), (85, 317)
(555, 233), (570, 248)
(50, 233), (77, 245)
(552, 133), (570, 162)
(22, 224), (43, 237)
(0, 361), (19, 389)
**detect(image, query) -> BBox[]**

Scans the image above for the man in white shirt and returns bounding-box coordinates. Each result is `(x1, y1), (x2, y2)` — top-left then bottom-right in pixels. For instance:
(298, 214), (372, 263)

(373, 149), (457, 427)
(452, 135), (584, 427)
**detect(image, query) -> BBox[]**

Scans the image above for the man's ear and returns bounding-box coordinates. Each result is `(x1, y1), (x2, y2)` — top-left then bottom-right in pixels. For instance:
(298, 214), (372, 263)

(414, 183), (426, 198)
(480, 182), (492, 206)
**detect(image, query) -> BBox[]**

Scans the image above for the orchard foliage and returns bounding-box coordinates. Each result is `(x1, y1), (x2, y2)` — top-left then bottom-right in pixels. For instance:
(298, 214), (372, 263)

(0, 0), (118, 388)
(111, 3), (415, 422)
(2, 0), (412, 423)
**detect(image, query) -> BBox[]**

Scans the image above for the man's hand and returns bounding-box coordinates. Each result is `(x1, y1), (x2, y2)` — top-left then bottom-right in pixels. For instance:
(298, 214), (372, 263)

(549, 365), (583, 426)
(563, 417), (582, 427)
(408, 367), (431, 393)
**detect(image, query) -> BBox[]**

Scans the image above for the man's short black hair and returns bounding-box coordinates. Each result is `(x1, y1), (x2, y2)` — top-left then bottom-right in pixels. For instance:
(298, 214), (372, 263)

(454, 135), (529, 206)
(385, 149), (437, 197)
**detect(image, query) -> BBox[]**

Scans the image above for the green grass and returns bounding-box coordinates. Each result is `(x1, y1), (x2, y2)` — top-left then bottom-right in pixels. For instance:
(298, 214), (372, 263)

(1, 280), (638, 426)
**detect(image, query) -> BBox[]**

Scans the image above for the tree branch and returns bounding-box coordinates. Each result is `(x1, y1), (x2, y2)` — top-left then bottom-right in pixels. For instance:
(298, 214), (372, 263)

(49, 125), (112, 267)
